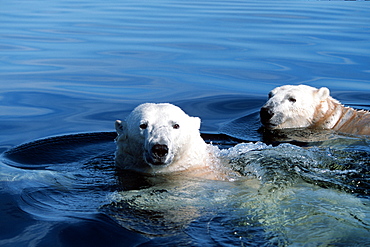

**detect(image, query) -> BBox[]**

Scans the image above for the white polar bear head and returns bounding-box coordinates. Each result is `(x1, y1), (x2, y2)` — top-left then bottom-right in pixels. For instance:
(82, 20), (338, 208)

(115, 103), (207, 173)
(260, 85), (331, 129)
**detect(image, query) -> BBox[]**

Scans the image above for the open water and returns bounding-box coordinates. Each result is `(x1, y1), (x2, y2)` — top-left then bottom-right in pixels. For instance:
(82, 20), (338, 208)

(1, 0), (370, 246)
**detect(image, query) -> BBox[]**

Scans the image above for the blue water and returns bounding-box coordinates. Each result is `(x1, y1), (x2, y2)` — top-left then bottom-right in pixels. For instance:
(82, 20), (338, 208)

(1, 0), (370, 246)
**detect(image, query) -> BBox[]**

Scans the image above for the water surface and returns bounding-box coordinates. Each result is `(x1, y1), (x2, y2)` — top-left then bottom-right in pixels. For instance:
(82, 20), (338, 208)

(1, 0), (370, 246)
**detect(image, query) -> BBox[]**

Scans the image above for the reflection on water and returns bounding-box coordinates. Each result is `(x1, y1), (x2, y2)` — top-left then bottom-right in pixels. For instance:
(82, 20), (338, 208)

(1, 0), (370, 246)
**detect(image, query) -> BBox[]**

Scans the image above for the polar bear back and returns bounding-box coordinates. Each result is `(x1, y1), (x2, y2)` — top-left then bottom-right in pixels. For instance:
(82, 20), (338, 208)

(330, 107), (370, 135)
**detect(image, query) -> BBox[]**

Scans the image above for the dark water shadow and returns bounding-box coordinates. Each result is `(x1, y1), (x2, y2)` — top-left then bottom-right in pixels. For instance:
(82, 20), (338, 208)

(2, 132), (117, 169)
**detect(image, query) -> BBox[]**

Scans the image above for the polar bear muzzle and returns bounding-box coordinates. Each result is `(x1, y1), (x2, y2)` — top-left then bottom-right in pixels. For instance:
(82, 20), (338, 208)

(145, 142), (173, 166)
(260, 106), (275, 127)
(260, 105), (285, 129)
(150, 144), (169, 165)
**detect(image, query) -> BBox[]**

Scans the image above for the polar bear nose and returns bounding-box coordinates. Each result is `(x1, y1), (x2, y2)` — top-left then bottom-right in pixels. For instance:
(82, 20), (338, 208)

(260, 107), (274, 123)
(151, 144), (168, 158)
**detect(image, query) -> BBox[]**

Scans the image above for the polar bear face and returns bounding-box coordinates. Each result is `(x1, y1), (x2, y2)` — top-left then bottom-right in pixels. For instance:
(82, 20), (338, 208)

(115, 103), (202, 172)
(260, 85), (330, 129)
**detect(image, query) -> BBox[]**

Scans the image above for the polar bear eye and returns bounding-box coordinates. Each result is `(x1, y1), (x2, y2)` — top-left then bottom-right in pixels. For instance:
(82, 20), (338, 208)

(288, 97), (296, 103)
(139, 123), (148, 129)
(172, 123), (180, 129)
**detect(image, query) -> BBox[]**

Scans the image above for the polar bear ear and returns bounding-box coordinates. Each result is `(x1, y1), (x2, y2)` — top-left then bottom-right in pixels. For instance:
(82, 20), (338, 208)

(115, 120), (127, 137)
(317, 87), (330, 101)
(191, 117), (201, 130)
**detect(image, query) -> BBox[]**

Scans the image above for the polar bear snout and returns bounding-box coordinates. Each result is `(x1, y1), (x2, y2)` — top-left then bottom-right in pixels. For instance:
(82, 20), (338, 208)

(145, 143), (172, 166)
(260, 106), (274, 125)
(260, 106), (282, 128)
(260, 104), (286, 129)
(152, 144), (169, 159)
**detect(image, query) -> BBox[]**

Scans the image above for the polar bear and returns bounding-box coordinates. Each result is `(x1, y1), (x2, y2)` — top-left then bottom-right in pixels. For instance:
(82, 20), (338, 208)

(260, 85), (370, 135)
(114, 103), (230, 179)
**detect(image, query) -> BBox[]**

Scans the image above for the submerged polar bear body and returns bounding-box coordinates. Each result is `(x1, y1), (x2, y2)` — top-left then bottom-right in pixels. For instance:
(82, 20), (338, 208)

(115, 103), (227, 179)
(260, 85), (370, 135)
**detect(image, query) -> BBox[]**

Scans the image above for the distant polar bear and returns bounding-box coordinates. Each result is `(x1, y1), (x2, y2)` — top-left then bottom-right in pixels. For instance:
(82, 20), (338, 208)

(115, 103), (230, 179)
(260, 85), (370, 135)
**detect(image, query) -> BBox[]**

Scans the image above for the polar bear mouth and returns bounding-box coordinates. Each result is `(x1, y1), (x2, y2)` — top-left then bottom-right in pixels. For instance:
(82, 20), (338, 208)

(145, 144), (173, 166)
